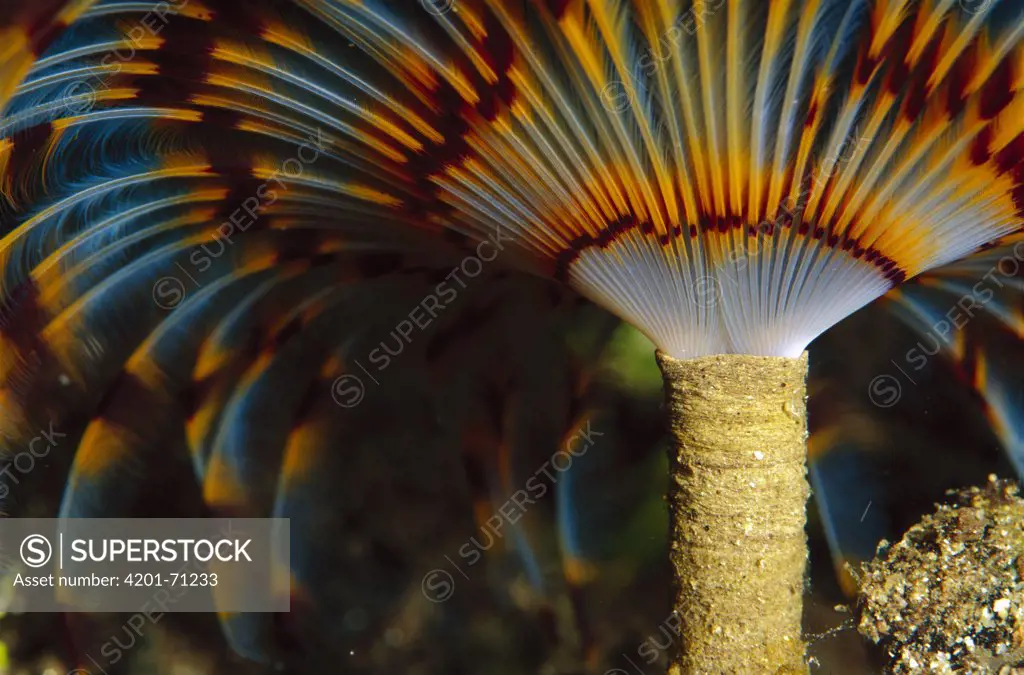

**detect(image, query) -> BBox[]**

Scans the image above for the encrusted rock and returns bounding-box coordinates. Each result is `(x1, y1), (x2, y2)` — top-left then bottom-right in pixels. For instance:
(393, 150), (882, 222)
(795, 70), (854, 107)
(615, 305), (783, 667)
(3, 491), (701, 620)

(856, 476), (1024, 674)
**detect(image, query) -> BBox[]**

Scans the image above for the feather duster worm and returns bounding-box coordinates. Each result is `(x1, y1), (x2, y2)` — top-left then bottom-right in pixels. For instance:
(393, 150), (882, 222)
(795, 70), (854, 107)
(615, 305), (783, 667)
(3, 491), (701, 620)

(1, 0), (1023, 672)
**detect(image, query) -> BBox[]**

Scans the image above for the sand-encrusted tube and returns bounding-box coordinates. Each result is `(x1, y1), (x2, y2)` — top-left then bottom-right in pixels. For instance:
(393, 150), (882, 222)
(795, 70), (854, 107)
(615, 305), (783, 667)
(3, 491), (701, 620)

(656, 352), (810, 675)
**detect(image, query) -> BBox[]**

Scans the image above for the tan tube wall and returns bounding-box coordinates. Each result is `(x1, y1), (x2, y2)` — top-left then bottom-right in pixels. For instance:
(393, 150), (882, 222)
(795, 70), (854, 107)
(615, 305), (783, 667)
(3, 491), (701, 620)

(657, 352), (810, 675)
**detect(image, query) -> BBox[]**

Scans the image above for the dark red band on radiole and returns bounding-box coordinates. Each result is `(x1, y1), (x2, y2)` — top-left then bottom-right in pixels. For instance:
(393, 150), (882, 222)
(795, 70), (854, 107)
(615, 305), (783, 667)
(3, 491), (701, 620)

(0, 280), (50, 356)
(950, 331), (983, 402)
(553, 214), (654, 280)
(26, 11), (66, 57)
(552, 213), (909, 286)
(94, 371), (162, 428)
(4, 122), (53, 209)
(402, 6), (518, 221)
(0, 281), (63, 423)
(971, 126), (995, 166)
(979, 54), (1015, 121)
(882, 21), (916, 95)
(541, 0), (572, 20)
(902, 34), (943, 122)
(994, 133), (1024, 218)
(854, 21), (879, 86)
(132, 19), (217, 107)
(947, 37), (978, 118)
(181, 372), (219, 421)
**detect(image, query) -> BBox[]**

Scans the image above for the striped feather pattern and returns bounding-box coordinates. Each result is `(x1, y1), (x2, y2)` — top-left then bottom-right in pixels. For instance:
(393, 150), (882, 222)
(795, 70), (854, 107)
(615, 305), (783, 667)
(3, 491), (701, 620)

(2, 1), (1022, 360)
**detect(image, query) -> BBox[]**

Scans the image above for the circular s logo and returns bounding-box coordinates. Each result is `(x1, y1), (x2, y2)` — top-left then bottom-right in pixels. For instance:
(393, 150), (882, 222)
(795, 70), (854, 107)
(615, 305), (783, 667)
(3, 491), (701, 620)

(600, 81), (633, 113)
(420, 0), (455, 14)
(958, 0), (992, 14)
(332, 374), (365, 408)
(693, 275), (721, 309)
(60, 80), (97, 115)
(868, 374), (901, 408)
(152, 276), (186, 310)
(20, 534), (52, 568)
(421, 569), (455, 603)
